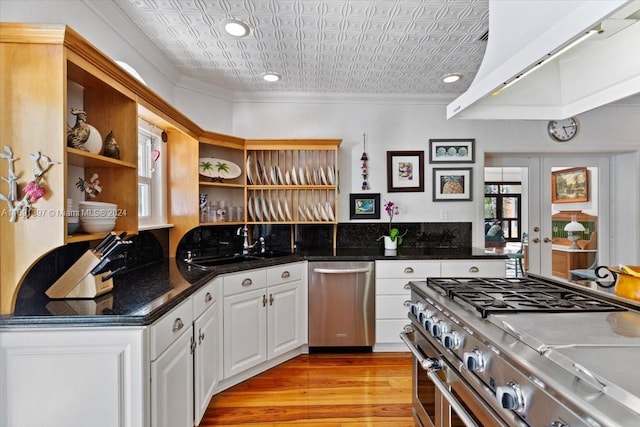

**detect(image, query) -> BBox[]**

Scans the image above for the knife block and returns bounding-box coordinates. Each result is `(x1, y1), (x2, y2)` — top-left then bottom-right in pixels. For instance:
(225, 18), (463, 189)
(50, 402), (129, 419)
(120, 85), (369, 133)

(45, 250), (114, 299)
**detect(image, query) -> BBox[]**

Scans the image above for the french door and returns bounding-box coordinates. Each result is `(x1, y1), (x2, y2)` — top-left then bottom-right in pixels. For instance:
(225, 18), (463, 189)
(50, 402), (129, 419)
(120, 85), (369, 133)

(486, 155), (609, 278)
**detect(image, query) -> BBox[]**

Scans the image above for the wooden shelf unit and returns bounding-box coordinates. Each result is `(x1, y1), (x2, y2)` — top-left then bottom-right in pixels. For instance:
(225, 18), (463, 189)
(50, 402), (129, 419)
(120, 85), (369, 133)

(245, 139), (341, 224)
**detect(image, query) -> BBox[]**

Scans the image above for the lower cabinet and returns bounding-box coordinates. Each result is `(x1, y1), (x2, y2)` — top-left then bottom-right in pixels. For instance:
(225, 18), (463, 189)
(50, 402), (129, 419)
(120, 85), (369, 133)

(374, 259), (506, 350)
(223, 262), (306, 381)
(151, 325), (194, 427)
(0, 327), (146, 427)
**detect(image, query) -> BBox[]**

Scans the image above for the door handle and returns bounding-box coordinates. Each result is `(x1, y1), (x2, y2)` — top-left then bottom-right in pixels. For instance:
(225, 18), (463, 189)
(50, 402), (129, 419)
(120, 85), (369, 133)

(543, 237), (552, 243)
(532, 237), (540, 243)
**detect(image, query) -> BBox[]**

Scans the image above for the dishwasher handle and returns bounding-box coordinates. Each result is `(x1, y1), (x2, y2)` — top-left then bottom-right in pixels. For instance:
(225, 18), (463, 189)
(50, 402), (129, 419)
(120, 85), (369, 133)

(313, 267), (371, 274)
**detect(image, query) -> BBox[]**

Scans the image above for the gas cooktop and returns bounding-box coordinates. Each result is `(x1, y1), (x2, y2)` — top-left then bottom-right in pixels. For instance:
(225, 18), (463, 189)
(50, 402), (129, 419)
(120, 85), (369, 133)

(427, 277), (625, 318)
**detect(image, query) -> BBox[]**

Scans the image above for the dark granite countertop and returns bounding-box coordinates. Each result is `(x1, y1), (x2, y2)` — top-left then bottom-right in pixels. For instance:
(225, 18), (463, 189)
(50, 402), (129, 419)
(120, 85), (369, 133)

(0, 248), (505, 328)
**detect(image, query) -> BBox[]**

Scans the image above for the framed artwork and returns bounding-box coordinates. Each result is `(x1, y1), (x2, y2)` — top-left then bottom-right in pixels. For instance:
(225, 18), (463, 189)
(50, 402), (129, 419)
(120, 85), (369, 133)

(386, 151), (424, 193)
(349, 193), (381, 219)
(551, 167), (589, 203)
(433, 168), (473, 201)
(429, 139), (475, 163)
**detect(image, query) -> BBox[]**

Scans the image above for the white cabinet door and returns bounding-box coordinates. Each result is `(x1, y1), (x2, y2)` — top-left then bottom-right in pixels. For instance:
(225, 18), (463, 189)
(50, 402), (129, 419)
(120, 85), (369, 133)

(267, 280), (304, 359)
(151, 326), (194, 427)
(193, 295), (221, 426)
(441, 260), (506, 277)
(0, 327), (145, 427)
(223, 288), (267, 378)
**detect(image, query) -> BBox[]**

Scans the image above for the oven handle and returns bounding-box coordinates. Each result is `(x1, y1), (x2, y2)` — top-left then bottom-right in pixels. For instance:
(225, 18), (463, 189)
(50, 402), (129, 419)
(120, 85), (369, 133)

(400, 326), (480, 427)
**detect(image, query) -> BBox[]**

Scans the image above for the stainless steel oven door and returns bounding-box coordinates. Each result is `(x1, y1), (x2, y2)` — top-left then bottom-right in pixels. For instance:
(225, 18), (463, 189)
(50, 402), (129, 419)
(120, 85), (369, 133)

(400, 325), (510, 427)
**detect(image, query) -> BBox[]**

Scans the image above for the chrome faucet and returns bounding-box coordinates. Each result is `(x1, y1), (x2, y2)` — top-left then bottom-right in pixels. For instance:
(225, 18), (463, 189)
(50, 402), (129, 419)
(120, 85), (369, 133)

(237, 225), (249, 254)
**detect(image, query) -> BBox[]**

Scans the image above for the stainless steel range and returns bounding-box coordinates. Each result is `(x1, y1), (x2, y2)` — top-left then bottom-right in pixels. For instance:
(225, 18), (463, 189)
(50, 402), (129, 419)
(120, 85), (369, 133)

(400, 275), (640, 427)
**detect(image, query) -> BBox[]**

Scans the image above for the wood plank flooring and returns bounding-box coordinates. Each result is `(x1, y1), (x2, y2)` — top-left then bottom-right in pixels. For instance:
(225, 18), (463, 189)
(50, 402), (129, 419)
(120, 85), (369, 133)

(200, 352), (415, 426)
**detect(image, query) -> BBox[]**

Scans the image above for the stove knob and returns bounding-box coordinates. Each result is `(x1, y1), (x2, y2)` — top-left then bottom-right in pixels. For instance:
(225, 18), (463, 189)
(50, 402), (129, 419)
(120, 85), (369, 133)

(417, 309), (434, 324)
(410, 302), (425, 316)
(496, 382), (525, 413)
(442, 331), (460, 350)
(549, 422), (569, 427)
(424, 315), (437, 332)
(431, 321), (451, 339)
(463, 349), (485, 372)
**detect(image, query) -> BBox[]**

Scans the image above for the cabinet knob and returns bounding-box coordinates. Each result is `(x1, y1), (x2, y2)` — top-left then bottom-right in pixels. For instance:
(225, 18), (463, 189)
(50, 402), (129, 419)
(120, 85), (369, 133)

(403, 283), (411, 290)
(281, 271), (290, 279)
(205, 292), (213, 302)
(404, 267), (414, 274)
(468, 266), (479, 273)
(403, 300), (411, 307)
(242, 278), (253, 286)
(172, 318), (184, 332)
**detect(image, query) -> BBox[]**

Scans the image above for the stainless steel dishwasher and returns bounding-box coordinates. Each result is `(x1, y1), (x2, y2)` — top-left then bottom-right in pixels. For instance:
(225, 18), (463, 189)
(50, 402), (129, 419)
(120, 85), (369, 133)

(308, 261), (375, 348)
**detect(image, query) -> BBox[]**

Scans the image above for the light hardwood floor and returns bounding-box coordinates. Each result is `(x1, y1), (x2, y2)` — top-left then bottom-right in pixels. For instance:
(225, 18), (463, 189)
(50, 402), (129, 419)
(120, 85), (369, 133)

(200, 352), (415, 426)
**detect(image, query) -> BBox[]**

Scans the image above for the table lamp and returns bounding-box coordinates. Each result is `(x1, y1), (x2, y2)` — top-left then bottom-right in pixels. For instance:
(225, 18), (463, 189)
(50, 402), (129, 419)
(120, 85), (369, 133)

(564, 217), (585, 249)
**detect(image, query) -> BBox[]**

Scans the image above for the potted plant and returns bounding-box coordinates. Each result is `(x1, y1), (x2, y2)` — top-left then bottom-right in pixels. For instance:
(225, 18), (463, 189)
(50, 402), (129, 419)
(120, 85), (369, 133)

(379, 200), (407, 250)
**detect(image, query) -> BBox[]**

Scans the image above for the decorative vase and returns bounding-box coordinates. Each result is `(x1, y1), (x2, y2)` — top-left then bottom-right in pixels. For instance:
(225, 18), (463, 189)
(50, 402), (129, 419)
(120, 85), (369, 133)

(383, 236), (397, 250)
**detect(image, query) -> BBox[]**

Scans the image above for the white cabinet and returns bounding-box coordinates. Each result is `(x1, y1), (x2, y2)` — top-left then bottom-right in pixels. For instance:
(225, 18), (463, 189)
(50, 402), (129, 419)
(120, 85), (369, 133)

(151, 325), (194, 427)
(0, 327), (145, 427)
(222, 262), (306, 380)
(440, 260), (506, 277)
(192, 278), (222, 426)
(149, 298), (194, 427)
(267, 263), (306, 359)
(375, 260), (441, 350)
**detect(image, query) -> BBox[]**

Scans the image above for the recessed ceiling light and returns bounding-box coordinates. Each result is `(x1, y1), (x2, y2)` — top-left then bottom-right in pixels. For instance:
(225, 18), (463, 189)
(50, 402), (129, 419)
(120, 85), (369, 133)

(262, 72), (282, 82)
(443, 73), (463, 83)
(223, 19), (251, 37)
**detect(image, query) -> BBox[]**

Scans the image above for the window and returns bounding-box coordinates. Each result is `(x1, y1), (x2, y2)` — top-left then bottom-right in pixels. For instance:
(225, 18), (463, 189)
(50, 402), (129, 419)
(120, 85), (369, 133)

(484, 182), (521, 241)
(137, 121), (167, 227)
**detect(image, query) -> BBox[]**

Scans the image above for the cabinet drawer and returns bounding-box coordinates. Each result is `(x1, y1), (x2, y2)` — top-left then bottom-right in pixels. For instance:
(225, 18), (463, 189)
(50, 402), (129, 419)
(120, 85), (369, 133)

(376, 278), (412, 295)
(376, 319), (409, 344)
(441, 260), (506, 277)
(376, 260), (440, 279)
(149, 299), (194, 361)
(376, 295), (411, 319)
(193, 277), (221, 319)
(267, 262), (304, 286)
(223, 269), (267, 297)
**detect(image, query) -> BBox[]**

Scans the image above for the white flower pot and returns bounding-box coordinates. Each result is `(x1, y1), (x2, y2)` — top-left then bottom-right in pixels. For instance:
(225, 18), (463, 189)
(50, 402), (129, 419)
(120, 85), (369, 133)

(383, 236), (397, 250)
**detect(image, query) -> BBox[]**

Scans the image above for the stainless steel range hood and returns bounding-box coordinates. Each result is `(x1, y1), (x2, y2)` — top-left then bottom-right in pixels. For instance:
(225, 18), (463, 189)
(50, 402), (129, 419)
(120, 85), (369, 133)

(447, 0), (640, 120)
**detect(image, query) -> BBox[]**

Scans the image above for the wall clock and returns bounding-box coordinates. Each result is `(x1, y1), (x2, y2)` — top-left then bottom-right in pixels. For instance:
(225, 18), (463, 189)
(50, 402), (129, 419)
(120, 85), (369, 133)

(547, 117), (578, 142)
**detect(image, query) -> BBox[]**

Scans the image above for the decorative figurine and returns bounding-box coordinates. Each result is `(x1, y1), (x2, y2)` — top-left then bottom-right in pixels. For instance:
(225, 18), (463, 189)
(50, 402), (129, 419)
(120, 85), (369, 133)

(102, 131), (120, 159)
(67, 108), (102, 154)
(76, 173), (102, 199)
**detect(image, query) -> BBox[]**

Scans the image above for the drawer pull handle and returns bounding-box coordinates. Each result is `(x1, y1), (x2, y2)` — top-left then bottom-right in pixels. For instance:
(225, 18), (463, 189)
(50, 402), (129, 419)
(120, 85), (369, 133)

(404, 283), (411, 290)
(262, 294), (267, 307)
(270, 294), (274, 305)
(469, 266), (479, 273)
(172, 318), (184, 332)
(281, 271), (290, 279)
(404, 267), (414, 274)
(242, 278), (253, 286)
(205, 292), (213, 302)
(404, 300), (411, 307)
(199, 329), (205, 344)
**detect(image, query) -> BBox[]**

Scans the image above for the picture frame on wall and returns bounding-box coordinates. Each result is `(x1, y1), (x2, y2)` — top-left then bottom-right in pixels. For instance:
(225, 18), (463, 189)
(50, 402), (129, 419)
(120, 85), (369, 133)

(432, 168), (473, 201)
(386, 151), (424, 193)
(429, 138), (475, 163)
(349, 193), (381, 219)
(551, 167), (589, 203)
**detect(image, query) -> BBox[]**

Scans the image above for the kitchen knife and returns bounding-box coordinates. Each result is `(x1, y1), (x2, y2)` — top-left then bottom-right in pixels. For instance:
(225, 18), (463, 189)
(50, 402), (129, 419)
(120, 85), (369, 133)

(98, 234), (128, 259)
(91, 241), (131, 275)
(101, 265), (127, 282)
(93, 232), (116, 253)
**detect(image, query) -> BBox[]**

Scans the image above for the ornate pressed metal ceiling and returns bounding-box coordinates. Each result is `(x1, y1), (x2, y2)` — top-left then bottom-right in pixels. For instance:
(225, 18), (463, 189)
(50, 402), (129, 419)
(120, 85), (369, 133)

(113, 0), (489, 94)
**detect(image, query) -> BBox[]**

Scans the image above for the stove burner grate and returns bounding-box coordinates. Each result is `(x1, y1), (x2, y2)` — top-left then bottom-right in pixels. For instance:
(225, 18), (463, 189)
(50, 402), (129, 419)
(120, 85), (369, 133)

(427, 277), (625, 318)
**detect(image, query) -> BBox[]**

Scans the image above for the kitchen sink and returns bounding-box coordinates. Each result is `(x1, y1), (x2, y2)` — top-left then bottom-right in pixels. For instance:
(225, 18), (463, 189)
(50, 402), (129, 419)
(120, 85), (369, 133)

(184, 251), (290, 268)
